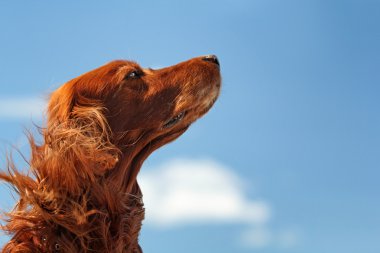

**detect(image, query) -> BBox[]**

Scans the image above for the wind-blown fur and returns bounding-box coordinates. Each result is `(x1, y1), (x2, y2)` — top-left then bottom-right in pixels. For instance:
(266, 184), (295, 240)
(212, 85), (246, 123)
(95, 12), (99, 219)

(0, 56), (221, 252)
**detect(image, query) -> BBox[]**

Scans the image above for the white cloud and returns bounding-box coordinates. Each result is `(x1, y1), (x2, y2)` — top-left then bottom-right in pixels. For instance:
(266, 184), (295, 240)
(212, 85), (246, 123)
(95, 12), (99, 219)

(278, 228), (301, 249)
(0, 97), (45, 119)
(240, 227), (301, 250)
(139, 158), (271, 227)
(240, 227), (272, 249)
(240, 226), (301, 250)
(139, 158), (301, 249)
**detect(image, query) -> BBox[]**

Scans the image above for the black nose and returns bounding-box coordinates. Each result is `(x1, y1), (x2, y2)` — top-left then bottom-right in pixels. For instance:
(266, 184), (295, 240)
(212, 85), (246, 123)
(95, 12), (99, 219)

(202, 55), (220, 66)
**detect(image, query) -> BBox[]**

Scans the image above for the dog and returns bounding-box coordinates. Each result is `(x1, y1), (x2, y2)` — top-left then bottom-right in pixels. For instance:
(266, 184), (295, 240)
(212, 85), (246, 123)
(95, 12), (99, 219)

(0, 55), (221, 252)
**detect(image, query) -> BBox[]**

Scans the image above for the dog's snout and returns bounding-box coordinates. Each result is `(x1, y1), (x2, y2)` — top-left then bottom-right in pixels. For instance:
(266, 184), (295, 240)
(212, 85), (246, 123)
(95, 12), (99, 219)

(202, 55), (220, 66)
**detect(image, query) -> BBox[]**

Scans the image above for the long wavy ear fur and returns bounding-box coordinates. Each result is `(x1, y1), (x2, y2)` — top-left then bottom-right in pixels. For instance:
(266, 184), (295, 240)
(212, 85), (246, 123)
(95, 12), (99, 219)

(36, 80), (121, 195)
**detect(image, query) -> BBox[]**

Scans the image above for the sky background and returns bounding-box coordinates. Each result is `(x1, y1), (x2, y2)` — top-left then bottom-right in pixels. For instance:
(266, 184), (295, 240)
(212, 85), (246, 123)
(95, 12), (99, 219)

(0, 0), (379, 252)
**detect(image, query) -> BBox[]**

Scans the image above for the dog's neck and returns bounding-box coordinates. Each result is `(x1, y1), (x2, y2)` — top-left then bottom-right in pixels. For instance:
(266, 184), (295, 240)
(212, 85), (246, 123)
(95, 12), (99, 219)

(109, 125), (189, 193)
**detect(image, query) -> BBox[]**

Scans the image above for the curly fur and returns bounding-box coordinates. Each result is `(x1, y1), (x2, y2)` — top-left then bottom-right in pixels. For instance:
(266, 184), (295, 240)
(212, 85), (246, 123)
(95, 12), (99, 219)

(0, 56), (221, 252)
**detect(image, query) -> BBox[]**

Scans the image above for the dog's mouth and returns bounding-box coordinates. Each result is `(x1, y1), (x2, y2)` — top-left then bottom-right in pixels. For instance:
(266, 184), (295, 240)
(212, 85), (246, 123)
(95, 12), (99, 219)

(162, 111), (186, 129)
(161, 81), (220, 132)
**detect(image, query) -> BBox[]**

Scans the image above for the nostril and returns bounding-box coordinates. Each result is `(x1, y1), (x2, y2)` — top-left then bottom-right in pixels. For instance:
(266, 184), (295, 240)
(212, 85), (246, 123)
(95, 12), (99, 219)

(202, 55), (220, 66)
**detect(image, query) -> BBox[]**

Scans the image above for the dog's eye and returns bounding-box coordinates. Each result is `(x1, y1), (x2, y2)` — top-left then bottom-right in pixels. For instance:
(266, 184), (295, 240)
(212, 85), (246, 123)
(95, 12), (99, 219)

(126, 71), (140, 79)
(54, 242), (61, 252)
(163, 112), (185, 129)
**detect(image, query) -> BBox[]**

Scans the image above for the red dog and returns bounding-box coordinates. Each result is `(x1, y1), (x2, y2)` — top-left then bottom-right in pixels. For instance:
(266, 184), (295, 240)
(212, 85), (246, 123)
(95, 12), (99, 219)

(0, 55), (221, 252)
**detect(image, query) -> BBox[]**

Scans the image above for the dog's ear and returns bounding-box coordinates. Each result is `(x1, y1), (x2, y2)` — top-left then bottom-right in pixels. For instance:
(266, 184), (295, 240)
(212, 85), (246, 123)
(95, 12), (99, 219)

(47, 81), (76, 128)
(47, 81), (107, 131)
(44, 80), (120, 190)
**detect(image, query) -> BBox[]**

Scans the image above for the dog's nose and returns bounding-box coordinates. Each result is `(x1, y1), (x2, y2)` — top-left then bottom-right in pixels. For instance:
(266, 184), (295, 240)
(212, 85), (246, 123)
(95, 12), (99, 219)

(202, 55), (220, 66)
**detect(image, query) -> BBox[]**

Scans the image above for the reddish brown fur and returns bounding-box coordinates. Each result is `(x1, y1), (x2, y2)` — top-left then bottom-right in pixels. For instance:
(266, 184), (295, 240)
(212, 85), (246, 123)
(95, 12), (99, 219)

(0, 56), (221, 252)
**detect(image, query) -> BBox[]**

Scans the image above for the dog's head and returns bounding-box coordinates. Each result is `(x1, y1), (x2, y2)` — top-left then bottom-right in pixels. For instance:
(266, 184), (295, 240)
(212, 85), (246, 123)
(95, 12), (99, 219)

(49, 55), (220, 135)
(46, 55), (221, 191)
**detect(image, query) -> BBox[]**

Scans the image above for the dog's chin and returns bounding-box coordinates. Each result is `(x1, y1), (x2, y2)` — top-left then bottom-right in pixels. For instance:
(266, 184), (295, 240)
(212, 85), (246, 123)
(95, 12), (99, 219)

(128, 125), (189, 182)
(145, 125), (189, 156)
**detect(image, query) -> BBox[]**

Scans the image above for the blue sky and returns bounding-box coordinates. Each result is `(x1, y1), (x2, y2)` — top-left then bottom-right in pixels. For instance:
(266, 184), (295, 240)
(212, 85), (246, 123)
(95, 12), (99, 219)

(0, 0), (379, 252)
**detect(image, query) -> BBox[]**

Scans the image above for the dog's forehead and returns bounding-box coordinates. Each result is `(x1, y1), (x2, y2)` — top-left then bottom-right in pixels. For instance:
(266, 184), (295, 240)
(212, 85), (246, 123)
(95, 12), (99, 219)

(101, 60), (142, 82)
(110, 60), (141, 72)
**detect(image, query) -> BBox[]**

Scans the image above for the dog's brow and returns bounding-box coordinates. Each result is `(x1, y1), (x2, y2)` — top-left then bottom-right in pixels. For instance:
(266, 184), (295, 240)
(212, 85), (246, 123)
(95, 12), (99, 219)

(118, 63), (142, 73)
(115, 65), (136, 79)
(117, 65), (132, 73)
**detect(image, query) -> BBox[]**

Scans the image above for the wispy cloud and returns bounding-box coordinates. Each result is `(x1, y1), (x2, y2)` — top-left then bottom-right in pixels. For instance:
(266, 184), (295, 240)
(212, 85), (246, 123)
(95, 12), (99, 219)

(240, 227), (272, 248)
(139, 158), (271, 227)
(0, 97), (45, 119)
(0, 97), (46, 119)
(240, 226), (301, 249)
